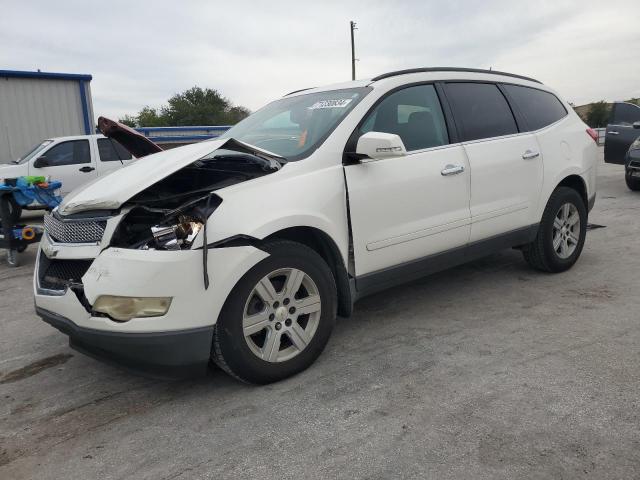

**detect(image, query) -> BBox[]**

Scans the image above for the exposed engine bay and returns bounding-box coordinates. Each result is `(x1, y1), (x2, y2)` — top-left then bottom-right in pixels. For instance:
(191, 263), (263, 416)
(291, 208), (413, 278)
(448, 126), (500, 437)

(111, 149), (283, 252)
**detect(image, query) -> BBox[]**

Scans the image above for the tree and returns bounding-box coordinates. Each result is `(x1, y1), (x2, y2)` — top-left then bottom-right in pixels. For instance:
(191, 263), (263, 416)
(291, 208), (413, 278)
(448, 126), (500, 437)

(119, 86), (250, 127)
(585, 101), (610, 128)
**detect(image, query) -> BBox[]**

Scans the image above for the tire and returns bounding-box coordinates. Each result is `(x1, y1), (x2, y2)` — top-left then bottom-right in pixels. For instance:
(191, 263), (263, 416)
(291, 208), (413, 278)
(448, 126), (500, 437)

(625, 169), (640, 191)
(211, 240), (337, 384)
(522, 186), (587, 273)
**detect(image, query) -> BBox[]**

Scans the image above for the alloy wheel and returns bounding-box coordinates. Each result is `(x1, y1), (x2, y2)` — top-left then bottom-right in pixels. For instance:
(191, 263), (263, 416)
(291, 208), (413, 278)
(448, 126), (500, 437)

(242, 268), (321, 363)
(552, 202), (580, 259)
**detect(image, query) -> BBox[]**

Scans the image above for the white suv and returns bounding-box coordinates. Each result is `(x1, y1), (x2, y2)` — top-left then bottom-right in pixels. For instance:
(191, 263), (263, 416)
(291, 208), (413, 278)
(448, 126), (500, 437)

(34, 68), (598, 383)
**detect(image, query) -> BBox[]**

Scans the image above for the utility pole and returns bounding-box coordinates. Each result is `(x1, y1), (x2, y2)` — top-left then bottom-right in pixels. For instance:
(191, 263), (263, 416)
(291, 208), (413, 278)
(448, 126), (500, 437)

(350, 21), (357, 80)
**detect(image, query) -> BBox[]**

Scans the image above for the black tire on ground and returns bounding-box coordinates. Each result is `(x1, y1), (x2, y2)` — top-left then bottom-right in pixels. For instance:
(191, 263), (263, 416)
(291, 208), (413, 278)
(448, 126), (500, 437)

(211, 240), (337, 384)
(625, 169), (640, 191)
(522, 186), (587, 273)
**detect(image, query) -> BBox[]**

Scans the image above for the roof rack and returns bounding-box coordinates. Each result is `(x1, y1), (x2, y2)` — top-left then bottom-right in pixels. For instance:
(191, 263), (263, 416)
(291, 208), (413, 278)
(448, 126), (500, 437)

(284, 87), (314, 96)
(371, 67), (542, 84)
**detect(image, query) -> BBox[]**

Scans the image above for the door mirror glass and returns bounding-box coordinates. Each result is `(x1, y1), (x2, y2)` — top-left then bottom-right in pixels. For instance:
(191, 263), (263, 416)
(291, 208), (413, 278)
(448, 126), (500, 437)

(633, 121), (640, 129)
(356, 131), (407, 160)
(33, 156), (49, 168)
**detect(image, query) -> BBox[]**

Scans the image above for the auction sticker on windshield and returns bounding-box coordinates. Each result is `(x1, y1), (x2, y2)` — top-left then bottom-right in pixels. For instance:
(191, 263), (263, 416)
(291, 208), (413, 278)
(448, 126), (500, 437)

(309, 99), (353, 109)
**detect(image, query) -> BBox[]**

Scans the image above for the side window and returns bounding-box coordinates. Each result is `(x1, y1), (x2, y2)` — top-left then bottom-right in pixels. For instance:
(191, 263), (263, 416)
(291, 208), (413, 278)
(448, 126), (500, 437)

(42, 140), (90, 166)
(611, 103), (640, 126)
(444, 83), (518, 142)
(503, 84), (567, 131)
(98, 138), (133, 162)
(359, 84), (449, 151)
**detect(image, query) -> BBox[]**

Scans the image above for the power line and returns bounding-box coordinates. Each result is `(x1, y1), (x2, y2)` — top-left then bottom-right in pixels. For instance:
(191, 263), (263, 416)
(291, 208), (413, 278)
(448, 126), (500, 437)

(350, 21), (357, 81)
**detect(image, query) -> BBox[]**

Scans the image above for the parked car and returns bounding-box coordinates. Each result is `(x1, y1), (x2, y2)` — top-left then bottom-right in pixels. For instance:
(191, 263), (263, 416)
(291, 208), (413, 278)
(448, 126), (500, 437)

(34, 68), (598, 384)
(0, 130), (143, 219)
(604, 102), (640, 190)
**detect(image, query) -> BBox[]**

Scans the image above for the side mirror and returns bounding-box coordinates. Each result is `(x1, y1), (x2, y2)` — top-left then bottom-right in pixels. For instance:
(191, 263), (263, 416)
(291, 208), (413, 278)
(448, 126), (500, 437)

(355, 132), (407, 161)
(33, 156), (49, 168)
(633, 121), (640, 130)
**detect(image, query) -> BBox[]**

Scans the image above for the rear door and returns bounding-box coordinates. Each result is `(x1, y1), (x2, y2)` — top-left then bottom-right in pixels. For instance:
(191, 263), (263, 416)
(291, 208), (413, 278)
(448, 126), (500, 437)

(605, 102), (640, 164)
(96, 137), (135, 177)
(443, 82), (543, 242)
(30, 138), (97, 196)
(344, 83), (471, 279)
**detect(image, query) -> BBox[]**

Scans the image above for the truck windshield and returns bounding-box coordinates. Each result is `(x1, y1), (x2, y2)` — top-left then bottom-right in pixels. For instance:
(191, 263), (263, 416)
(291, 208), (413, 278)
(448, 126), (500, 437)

(217, 87), (371, 161)
(10, 140), (53, 164)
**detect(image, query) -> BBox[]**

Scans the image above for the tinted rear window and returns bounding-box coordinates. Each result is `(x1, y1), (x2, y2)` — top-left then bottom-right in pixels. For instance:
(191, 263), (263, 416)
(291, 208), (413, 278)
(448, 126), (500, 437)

(503, 85), (567, 131)
(444, 83), (518, 142)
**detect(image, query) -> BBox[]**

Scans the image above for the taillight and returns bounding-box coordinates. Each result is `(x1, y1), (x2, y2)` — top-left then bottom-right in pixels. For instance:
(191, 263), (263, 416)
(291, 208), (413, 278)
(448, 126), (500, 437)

(586, 128), (598, 143)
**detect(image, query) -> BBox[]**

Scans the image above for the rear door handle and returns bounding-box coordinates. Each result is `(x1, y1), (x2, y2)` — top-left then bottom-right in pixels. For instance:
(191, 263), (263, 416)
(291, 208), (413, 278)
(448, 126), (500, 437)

(522, 150), (540, 160)
(441, 164), (465, 176)
(79, 166), (95, 173)
(608, 131), (620, 135)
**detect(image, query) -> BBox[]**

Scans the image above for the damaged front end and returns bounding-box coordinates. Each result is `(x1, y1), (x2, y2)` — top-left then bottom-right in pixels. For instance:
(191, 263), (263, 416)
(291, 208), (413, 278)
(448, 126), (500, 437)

(43, 119), (285, 297)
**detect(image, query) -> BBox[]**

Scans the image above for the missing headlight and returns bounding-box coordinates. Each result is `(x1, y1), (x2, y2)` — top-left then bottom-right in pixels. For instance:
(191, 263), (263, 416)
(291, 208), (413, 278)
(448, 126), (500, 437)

(111, 194), (221, 250)
(151, 216), (203, 250)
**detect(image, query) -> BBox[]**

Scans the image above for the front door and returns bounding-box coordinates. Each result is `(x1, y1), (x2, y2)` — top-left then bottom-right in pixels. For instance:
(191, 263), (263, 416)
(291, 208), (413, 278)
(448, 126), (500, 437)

(30, 138), (97, 196)
(344, 84), (471, 280)
(605, 102), (640, 164)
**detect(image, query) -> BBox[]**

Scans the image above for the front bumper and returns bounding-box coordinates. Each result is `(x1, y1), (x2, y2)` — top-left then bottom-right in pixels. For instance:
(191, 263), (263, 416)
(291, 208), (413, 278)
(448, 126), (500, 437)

(37, 306), (213, 378)
(34, 238), (268, 377)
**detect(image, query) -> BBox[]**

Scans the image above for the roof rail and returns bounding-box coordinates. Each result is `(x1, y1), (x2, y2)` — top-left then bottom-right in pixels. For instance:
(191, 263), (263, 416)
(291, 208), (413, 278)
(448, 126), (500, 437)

(371, 67), (542, 84)
(284, 87), (314, 96)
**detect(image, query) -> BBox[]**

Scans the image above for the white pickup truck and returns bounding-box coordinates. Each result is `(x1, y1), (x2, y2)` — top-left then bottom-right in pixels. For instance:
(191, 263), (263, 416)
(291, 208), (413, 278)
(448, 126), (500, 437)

(0, 117), (163, 219)
(0, 134), (136, 199)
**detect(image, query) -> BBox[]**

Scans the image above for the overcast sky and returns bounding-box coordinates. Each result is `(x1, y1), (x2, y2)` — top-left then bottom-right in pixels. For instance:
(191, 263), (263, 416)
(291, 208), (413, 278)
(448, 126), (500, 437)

(2, 0), (638, 120)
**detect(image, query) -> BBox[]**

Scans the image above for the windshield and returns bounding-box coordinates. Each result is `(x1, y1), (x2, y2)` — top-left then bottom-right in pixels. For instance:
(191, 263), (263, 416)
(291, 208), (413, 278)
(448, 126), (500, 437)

(217, 87), (371, 161)
(10, 140), (53, 164)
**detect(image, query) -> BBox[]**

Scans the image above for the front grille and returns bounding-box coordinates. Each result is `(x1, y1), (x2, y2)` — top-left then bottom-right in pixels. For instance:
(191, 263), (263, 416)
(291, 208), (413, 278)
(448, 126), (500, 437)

(44, 213), (107, 244)
(39, 258), (93, 291)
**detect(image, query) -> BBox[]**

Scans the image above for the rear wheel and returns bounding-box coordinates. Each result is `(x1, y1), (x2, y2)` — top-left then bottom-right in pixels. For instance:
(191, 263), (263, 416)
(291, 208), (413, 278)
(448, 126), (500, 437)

(523, 186), (587, 273)
(625, 168), (640, 191)
(211, 240), (337, 384)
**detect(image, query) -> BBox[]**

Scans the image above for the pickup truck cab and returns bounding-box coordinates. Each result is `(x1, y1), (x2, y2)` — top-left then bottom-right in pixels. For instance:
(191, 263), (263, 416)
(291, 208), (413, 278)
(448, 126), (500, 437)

(0, 134), (135, 200)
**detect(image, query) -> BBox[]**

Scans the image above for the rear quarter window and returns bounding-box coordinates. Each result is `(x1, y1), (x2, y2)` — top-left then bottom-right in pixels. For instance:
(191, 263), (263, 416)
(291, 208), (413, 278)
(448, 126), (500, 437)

(98, 138), (133, 162)
(444, 82), (518, 142)
(502, 85), (568, 131)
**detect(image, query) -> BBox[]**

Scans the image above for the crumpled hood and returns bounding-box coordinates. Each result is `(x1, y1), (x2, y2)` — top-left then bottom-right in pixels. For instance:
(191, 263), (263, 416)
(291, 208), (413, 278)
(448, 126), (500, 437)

(60, 141), (225, 214)
(59, 138), (283, 215)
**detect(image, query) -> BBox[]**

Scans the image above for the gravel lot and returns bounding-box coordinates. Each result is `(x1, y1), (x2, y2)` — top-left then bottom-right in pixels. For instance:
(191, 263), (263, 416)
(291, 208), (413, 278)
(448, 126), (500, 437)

(1, 153), (639, 479)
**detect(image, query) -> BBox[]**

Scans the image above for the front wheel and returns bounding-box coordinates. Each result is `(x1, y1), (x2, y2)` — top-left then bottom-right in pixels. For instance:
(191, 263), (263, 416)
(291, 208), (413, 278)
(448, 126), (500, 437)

(625, 169), (640, 191)
(522, 186), (587, 273)
(211, 240), (337, 384)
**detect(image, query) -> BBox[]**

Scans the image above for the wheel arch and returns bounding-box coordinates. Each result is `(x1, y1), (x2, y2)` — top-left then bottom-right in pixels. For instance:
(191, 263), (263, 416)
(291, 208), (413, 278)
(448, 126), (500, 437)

(556, 174), (588, 208)
(263, 226), (353, 318)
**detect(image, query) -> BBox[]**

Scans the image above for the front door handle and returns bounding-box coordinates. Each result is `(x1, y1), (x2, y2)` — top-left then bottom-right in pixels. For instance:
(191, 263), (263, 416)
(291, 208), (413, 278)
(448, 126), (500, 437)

(608, 131), (620, 135)
(79, 166), (95, 173)
(522, 150), (540, 160)
(441, 164), (465, 176)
